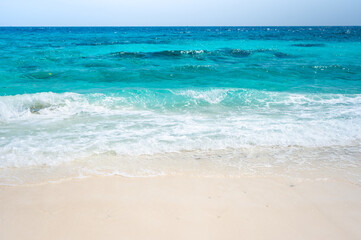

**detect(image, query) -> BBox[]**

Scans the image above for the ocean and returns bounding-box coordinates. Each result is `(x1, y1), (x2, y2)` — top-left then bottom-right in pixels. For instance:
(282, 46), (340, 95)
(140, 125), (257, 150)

(1, 26), (361, 184)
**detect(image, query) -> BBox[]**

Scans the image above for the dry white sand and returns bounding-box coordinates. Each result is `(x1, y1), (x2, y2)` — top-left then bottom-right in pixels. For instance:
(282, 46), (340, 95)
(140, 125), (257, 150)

(1, 175), (361, 240)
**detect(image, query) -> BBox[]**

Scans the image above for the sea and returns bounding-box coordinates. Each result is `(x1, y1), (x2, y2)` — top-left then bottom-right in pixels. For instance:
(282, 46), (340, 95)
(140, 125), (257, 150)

(1, 26), (361, 184)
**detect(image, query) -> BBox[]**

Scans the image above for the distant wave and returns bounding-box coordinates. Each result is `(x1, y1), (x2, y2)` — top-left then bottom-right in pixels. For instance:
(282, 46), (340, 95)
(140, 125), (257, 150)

(111, 48), (294, 60)
(291, 43), (326, 47)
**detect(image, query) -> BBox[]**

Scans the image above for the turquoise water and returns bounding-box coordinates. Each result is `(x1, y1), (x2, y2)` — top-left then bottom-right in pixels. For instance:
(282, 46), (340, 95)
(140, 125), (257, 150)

(1, 27), (361, 183)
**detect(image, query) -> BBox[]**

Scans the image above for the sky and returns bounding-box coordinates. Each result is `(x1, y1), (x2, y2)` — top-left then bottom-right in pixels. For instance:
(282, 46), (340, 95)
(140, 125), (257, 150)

(0, 0), (360, 26)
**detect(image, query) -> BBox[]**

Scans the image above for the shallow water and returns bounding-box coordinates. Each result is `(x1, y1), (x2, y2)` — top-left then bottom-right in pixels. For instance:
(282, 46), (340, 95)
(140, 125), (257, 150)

(1, 27), (361, 184)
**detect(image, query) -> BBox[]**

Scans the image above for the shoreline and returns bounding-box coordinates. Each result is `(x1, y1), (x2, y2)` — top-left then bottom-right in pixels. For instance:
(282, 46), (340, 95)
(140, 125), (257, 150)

(1, 175), (361, 240)
(2, 145), (361, 186)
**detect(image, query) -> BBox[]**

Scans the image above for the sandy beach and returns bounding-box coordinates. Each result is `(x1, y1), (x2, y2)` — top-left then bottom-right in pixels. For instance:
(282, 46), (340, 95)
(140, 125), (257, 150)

(1, 175), (361, 240)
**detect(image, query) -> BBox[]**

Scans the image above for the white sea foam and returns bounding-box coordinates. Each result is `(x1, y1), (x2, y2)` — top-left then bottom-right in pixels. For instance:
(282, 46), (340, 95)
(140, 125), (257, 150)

(1, 89), (361, 171)
(174, 89), (230, 104)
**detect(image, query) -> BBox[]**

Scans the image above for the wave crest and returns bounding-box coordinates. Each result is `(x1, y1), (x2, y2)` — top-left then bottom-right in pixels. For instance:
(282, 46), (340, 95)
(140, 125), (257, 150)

(111, 48), (292, 60)
(2, 89), (361, 121)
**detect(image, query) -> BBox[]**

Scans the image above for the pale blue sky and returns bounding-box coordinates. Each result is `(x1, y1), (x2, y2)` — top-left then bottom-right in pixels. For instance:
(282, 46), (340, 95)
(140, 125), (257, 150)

(0, 0), (360, 26)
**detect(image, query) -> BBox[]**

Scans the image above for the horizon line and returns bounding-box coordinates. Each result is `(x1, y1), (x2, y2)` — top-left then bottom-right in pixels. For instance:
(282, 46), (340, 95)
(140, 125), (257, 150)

(0, 25), (360, 28)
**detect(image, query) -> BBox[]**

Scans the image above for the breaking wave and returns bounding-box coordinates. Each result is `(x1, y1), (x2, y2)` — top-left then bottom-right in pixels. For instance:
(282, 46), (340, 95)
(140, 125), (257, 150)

(1, 89), (361, 169)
